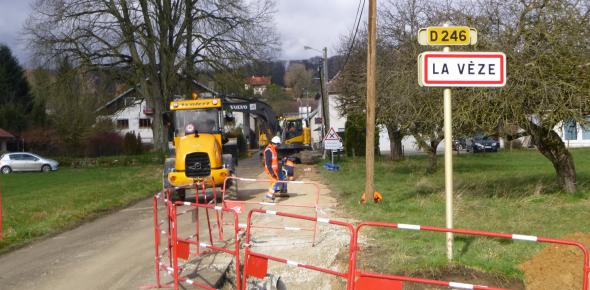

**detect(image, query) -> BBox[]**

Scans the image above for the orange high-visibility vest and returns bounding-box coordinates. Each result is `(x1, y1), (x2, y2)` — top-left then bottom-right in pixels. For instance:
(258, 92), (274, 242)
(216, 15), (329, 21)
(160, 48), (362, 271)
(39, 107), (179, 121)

(264, 144), (279, 176)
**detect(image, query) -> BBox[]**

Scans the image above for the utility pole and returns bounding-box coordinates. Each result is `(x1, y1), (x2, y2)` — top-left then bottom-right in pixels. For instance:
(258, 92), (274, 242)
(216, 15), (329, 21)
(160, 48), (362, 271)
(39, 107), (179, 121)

(322, 47), (330, 132)
(364, 0), (377, 201)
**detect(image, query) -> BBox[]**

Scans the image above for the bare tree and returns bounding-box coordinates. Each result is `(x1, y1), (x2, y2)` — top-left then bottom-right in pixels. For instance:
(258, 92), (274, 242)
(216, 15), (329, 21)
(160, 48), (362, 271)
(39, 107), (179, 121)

(26, 0), (279, 151)
(284, 63), (313, 100)
(467, 0), (590, 192)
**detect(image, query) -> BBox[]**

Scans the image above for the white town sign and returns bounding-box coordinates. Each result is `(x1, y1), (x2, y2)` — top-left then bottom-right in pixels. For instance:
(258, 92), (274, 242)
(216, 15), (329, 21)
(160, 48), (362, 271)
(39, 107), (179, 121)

(418, 52), (506, 87)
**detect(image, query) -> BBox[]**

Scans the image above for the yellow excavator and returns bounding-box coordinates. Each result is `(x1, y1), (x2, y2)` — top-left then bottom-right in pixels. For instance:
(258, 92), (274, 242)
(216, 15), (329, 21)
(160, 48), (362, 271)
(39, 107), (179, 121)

(259, 115), (311, 155)
(163, 95), (236, 201)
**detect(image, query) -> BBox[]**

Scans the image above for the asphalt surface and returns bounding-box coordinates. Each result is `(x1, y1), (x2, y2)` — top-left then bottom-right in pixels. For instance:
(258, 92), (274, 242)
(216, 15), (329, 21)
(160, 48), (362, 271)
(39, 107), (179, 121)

(0, 198), (157, 290)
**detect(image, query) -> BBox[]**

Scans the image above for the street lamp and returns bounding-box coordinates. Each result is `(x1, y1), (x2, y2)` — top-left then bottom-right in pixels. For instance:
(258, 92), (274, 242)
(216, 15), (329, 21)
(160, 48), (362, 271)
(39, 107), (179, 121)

(303, 45), (330, 140)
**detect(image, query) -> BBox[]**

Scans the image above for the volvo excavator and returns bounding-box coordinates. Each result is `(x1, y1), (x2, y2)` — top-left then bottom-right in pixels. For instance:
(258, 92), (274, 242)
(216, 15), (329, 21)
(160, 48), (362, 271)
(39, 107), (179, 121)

(162, 94), (286, 200)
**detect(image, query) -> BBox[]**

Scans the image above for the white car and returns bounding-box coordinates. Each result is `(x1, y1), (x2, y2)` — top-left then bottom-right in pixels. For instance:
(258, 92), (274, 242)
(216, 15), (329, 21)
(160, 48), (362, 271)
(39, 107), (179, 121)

(0, 152), (59, 174)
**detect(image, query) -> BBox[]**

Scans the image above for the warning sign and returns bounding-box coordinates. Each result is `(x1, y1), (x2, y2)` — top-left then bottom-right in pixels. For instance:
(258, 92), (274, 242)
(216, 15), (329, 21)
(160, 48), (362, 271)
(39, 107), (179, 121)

(323, 127), (343, 150)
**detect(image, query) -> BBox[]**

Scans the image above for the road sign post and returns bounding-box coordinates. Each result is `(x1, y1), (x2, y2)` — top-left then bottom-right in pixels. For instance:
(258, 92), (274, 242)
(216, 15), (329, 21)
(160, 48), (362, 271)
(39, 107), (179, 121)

(323, 127), (343, 170)
(418, 25), (506, 261)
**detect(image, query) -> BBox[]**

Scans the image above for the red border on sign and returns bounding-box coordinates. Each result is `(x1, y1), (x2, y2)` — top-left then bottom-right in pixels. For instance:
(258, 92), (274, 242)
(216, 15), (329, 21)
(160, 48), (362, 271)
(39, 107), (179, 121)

(423, 53), (505, 85)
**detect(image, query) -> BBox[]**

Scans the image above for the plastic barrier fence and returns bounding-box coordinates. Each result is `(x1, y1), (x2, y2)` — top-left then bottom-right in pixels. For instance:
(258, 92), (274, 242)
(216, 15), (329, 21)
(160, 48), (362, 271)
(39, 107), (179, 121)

(353, 222), (590, 290)
(148, 179), (590, 290)
(242, 209), (357, 290)
(147, 189), (174, 289)
(148, 178), (228, 290)
(221, 176), (321, 245)
(171, 202), (242, 290)
(0, 184), (3, 240)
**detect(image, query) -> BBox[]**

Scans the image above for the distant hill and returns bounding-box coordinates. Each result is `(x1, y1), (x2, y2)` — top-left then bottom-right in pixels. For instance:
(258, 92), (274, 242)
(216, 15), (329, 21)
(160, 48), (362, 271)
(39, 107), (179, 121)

(243, 55), (345, 87)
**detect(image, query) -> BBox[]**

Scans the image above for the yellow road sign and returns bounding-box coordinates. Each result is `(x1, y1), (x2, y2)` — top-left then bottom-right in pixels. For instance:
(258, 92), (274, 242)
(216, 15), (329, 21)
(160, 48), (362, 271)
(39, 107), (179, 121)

(418, 26), (476, 46)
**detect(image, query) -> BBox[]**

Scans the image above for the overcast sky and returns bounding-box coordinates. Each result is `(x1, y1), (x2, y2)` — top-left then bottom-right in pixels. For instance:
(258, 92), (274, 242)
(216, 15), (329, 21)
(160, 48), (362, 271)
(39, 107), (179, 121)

(0, 0), (363, 66)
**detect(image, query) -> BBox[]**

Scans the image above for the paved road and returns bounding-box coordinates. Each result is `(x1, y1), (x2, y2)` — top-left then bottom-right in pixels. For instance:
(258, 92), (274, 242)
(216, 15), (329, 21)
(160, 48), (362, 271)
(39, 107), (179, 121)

(0, 197), (157, 290)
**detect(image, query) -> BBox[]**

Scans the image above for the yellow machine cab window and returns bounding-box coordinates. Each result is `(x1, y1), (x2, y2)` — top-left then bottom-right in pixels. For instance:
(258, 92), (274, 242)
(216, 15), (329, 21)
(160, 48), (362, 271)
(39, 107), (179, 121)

(174, 109), (221, 136)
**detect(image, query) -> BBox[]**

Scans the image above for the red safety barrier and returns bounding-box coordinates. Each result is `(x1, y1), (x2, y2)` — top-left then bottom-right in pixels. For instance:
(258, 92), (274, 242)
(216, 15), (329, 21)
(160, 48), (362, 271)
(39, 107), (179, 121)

(242, 208), (357, 290)
(353, 222), (590, 290)
(143, 188), (174, 289)
(170, 202), (242, 290)
(221, 176), (321, 245)
(146, 177), (226, 290)
(0, 181), (3, 240)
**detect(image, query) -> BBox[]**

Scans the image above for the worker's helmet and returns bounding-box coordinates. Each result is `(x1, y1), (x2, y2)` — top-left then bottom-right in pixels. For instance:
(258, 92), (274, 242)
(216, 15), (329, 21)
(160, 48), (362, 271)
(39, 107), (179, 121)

(271, 136), (281, 144)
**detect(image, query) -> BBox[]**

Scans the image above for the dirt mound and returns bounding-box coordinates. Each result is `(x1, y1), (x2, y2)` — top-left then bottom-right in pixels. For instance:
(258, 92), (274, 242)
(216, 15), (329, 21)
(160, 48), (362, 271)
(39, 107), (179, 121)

(520, 232), (590, 290)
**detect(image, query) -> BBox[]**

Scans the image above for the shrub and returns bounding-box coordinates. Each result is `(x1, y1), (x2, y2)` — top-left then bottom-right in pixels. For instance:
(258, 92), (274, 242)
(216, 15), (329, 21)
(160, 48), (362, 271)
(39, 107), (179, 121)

(85, 132), (123, 157)
(344, 114), (379, 157)
(122, 132), (142, 155)
(20, 127), (64, 155)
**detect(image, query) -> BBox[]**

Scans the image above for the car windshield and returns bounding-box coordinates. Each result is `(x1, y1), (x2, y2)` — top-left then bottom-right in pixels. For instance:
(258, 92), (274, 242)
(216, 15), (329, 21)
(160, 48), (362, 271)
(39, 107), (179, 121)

(174, 109), (220, 135)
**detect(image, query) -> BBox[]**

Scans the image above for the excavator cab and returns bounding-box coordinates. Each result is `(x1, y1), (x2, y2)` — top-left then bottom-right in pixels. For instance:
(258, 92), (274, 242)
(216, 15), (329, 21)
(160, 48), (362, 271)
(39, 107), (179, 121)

(278, 117), (311, 153)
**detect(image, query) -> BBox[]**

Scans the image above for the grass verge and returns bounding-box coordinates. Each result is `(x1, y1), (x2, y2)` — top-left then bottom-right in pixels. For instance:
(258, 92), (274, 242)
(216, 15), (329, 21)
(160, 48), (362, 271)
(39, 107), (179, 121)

(0, 165), (161, 252)
(320, 149), (590, 279)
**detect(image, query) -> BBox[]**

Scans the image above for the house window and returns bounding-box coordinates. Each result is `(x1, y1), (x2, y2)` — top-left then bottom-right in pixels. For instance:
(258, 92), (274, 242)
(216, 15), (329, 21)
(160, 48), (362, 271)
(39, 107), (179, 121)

(117, 119), (129, 129)
(582, 116), (590, 140)
(564, 119), (577, 140)
(139, 118), (152, 128)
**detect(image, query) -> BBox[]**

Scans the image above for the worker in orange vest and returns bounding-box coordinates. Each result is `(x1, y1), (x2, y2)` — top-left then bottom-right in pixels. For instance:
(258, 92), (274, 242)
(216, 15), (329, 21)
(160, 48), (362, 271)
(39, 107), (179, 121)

(264, 136), (286, 201)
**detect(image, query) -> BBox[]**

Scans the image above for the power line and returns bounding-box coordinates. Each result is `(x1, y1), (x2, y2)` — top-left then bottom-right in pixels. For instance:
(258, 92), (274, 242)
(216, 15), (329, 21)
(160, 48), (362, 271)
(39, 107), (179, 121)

(342, 0), (366, 70)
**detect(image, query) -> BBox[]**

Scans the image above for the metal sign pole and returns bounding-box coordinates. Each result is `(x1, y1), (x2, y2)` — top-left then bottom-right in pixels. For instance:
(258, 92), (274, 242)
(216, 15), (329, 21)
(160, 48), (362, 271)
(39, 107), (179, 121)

(331, 149), (334, 165)
(443, 46), (454, 261)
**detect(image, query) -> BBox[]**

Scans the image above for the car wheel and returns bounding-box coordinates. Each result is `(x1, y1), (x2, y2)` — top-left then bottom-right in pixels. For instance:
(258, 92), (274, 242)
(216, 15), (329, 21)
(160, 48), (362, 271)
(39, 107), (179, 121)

(1, 166), (11, 174)
(41, 165), (51, 172)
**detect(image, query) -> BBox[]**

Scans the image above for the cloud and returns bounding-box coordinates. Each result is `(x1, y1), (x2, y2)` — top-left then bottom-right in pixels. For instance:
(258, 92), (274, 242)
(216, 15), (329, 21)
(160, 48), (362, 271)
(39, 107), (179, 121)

(275, 0), (362, 60)
(0, 0), (34, 65)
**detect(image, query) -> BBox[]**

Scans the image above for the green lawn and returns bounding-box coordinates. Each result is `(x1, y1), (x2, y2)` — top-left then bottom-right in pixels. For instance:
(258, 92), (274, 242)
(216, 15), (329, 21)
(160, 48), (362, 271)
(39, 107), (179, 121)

(0, 165), (161, 252)
(320, 149), (590, 279)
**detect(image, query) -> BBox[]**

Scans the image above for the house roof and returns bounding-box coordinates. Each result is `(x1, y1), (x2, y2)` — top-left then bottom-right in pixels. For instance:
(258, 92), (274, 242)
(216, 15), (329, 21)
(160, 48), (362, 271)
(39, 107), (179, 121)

(245, 76), (271, 86)
(0, 128), (14, 139)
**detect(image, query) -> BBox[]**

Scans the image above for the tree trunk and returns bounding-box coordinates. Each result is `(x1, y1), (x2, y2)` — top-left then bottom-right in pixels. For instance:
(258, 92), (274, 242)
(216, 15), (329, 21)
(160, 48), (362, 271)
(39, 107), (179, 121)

(427, 139), (441, 173)
(386, 124), (403, 161)
(150, 96), (167, 153)
(528, 121), (577, 193)
(413, 134), (442, 173)
(427, 149), (437, 173)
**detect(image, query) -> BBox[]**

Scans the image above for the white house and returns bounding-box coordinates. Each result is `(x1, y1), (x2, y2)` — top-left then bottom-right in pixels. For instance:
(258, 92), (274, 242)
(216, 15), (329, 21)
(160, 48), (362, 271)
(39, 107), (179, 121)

(96, 88), (155, 143)
(554, 117), (590, 148)
(244, 76), (271, 95)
